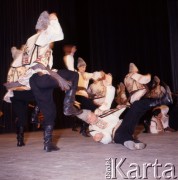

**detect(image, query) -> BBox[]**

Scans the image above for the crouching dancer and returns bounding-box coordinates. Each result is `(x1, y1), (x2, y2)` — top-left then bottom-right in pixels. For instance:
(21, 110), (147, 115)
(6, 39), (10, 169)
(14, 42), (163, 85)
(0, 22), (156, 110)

(77, 85), (173, 150)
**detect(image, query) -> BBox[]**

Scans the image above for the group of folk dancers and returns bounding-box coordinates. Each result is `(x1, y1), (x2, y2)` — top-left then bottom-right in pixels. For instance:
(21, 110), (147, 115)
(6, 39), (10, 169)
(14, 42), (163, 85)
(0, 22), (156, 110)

(3, 11), (173, 152)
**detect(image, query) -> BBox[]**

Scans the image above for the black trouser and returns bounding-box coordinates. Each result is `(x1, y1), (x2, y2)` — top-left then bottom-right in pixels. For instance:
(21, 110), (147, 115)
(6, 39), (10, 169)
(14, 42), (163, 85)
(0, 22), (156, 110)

(169, 105), (178, 130)
(75, 95), (98, 111)
(29, 73), (58, 127)
(114, 98), (155, 144)
(10, 90), (35, 127)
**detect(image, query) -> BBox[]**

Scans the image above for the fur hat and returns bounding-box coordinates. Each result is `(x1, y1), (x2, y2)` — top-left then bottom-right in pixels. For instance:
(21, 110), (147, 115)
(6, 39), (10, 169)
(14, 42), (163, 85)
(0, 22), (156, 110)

(153, 105), (169, 116)
(129, 63), (139, 73)
(35, 11), (50, 31)
(159, 105), (169, 115)
(77, 57), (87, 68)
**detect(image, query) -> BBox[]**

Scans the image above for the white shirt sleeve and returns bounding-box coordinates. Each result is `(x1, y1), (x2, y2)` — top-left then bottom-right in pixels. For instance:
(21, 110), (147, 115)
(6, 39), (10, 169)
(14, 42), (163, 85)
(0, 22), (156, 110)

(91, 71), (103, 80)
(82, 71), (102, 81)
(36, 19), (64, 46)
(98, 85), (115, 111)
(63, 55), (74, 71)
(82, 72), (93, 80)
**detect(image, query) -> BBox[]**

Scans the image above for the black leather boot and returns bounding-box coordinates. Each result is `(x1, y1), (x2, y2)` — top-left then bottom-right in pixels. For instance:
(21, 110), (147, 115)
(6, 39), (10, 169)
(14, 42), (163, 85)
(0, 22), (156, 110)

(143, 120), (150, 133)
(16, 126), (25, 147)
(72, 117), (78, 131)
(149, 84), (173, 107)
(80, 122), (90, 137)
(63, 89), (83, 116)
(44, 125), (60, 152)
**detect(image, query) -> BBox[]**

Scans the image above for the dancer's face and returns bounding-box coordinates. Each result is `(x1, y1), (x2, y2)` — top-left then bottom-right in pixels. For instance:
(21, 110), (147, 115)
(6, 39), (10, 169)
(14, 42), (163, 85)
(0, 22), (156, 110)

(71, 46), (77, 54)
(78, 66), (86, 73)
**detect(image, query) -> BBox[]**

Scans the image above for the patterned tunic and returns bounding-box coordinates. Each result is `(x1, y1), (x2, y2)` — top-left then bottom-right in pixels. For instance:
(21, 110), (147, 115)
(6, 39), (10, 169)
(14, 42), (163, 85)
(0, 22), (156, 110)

(124, 72), (151, 103)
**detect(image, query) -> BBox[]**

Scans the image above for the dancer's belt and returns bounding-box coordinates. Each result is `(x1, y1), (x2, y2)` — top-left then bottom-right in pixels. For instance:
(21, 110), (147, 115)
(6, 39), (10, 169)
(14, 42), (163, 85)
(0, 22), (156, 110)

(99, 106), (129, 118)
(99, 108), (120, 118)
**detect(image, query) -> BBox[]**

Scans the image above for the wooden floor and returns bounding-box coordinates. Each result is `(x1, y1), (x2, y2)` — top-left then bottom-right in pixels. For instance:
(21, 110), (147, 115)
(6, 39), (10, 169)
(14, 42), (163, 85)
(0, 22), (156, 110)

(0, 127), (177, 180)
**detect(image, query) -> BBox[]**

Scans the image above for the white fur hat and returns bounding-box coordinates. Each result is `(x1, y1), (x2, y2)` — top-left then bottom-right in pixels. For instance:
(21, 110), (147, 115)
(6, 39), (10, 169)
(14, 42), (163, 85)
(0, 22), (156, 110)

(154, 105), (169, 116)
(160, 105), (169, 115)
(77, 57), (87, 68)
(35, 11), (50, 31)
(129, 63), (139, 73)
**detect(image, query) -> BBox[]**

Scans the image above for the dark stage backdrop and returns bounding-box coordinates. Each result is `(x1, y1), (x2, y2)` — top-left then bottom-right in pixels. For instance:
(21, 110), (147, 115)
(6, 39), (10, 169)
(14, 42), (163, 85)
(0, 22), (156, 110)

(0, 0), (178, 132)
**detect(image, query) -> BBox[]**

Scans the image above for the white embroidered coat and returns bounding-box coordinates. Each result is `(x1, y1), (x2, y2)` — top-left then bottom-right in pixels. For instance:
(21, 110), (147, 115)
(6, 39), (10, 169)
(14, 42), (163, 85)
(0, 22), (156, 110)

(124, 72), (151, 103)
(89, 108), (126, 144)
(4, 17), (64, 103)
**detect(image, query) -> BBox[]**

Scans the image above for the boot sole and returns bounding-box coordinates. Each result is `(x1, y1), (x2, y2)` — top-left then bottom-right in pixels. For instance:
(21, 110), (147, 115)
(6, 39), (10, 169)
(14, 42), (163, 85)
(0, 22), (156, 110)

(17, 144), (25, 147)
(124, 141), (146, 150)
(44, 147), (60, 152)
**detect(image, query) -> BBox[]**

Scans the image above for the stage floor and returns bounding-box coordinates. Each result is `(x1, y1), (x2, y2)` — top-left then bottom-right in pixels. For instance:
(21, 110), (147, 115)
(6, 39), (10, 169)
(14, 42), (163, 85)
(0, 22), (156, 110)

(0, 127), (177, 180)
